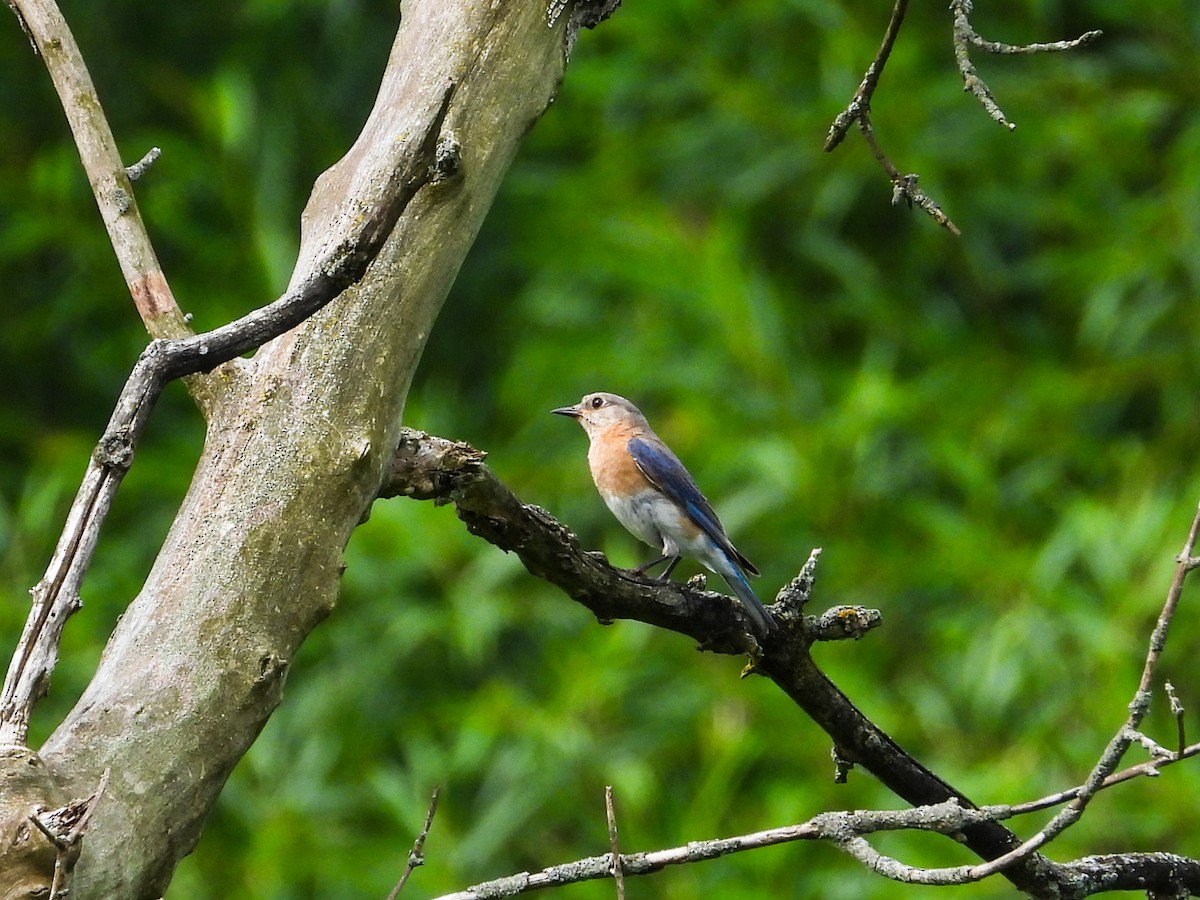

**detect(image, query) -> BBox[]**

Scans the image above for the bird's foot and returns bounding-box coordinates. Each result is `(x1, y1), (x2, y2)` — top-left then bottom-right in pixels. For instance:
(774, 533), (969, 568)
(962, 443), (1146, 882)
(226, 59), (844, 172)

(633, 555), (682, 579)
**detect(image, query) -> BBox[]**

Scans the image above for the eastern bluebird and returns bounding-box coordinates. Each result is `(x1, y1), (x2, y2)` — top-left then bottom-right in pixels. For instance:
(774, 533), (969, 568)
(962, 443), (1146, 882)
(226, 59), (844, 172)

(553, 392), (777, 637)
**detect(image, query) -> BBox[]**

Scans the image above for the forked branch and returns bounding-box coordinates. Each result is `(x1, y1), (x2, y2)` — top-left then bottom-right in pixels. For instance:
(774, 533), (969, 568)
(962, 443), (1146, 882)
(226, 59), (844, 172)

(950, 0), (1102, 130)
(827, 0), (1100, 233)
(430, 786), (1200, 899)
(0, 83), (457, 748)
(824, 0), (960, 234)
(386, 431), (1200, 896)
(382, 429), (1049, 893)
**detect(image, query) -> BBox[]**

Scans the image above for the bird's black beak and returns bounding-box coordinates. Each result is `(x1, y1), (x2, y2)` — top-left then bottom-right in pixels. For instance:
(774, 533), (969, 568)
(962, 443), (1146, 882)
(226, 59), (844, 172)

(551, 405), (581, 418)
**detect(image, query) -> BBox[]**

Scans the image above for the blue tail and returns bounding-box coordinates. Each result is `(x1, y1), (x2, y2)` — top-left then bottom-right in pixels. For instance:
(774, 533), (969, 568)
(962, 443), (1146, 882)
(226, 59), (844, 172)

(715, 555), (777, 637)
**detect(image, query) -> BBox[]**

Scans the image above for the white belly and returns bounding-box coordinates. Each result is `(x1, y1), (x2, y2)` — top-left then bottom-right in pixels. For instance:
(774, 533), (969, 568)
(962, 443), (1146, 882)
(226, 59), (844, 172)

(601, 488), (715, 569)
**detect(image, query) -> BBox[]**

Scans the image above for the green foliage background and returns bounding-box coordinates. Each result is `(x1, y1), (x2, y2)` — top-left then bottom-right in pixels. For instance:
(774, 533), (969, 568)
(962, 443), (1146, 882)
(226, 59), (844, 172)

(2, 0), (1199, 896)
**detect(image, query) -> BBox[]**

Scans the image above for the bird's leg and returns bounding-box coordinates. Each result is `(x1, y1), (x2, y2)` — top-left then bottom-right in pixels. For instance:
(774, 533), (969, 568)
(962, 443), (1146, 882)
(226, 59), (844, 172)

(633, 555), (681, 579)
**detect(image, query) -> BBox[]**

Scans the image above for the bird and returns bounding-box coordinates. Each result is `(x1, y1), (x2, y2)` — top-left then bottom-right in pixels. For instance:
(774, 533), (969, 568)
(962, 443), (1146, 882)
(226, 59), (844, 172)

(552, 392), (777, 636)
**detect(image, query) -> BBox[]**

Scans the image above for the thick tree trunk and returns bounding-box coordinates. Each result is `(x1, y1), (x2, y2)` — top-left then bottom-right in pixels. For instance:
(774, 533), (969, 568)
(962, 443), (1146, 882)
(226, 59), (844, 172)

(19, 3), (568, 895)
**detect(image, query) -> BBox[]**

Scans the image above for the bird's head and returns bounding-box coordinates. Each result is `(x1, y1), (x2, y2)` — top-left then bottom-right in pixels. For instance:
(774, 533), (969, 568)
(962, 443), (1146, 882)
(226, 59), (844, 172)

(552, 392), (648, 438)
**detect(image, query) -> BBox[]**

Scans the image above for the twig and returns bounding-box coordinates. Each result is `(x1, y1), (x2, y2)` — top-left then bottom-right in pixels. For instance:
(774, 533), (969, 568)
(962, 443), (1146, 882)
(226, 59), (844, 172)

(831, 745), (855, 784)
(949, 0), (1102, 130)
(808, 605), (882, 642)
(992, 738), (1200, 819)
(28, 767), (110, 898)
(823, 0), (960, 235)
(858, 119), (961, 236)
(125, 146), (161, 181)
(10, 0), (190, 339)
(828, 0), (1099, 232)
(773, 547), (821, 613)
(1126, 729), (1175, 761)
(1166, 682), (1186, 754)
(954, 498), (1200, 881)
(386, 785), (441, 900)
(824, 0), (907, 152)
(0, 83), (457, 748)
(605, 786), (625, 900)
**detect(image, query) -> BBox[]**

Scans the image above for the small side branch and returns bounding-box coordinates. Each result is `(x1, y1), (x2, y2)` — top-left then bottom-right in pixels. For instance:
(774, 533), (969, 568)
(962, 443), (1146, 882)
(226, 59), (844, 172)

(125, 146), (161, 182)
(11, 0), (190, 339)
(949, 0), (1102, 130)
(1166, 682), (1187, 754)
(546, 0), (622, 53)
(386, 786), (440, 900)
(605, 787), (625, 900)
(824, 0), (959, 235)
(27, 767), (110, 898)
(824, 0), (907, 153)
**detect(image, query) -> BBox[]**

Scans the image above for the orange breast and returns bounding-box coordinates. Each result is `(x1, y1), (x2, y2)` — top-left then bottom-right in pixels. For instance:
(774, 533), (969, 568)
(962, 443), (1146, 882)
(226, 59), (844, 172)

(588, 425), (653, 500)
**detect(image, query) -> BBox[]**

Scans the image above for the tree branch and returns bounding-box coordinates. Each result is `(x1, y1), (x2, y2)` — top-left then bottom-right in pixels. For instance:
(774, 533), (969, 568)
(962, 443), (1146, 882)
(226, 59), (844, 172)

(382, 429), (1055, 893)
(429, 794), (1200, 898)
(386, 786), (440, 900)
(949, 0), (1102, 130)
(7, 0), (191, 340)
(961, 498), (1200, 878)
(0, 78), (455, 748)
(823, 0), (907, 154)
(827, 0), (1100, 232)
(385, 435), (1200, 896)
(823, 0), (960, 235)
(604, 787), (625, 900)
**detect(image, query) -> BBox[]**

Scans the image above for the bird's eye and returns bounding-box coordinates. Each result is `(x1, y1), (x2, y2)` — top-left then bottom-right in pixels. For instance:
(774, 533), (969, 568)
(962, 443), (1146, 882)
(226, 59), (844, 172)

(590, 396), (605, 409)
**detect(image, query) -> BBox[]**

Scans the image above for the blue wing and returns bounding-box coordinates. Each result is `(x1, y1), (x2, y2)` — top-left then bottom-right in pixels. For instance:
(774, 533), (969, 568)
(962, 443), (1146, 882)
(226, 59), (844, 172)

(628, 436), (759, 576)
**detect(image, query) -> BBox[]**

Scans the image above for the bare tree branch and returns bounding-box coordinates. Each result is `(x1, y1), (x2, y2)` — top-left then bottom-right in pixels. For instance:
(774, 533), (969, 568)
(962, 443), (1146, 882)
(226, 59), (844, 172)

(824, 0), (907, 153)
(823, 0), (960, 235)
(382, 429), (1054, 893)
(124, 146), (161, 182)
(386, 786), (440, 900)
(970, 497), (1200, 875)
(386, 432), (1200, 896)
(0, 81), (456, 748)
(6, 0), (192, 340)
(828, 0), (1100, 232)
(1166, 681), (1187, 754)
(949, 0), (1102, 130)
(604, 787), (625, 900)
(429, 795), (1200, 898)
